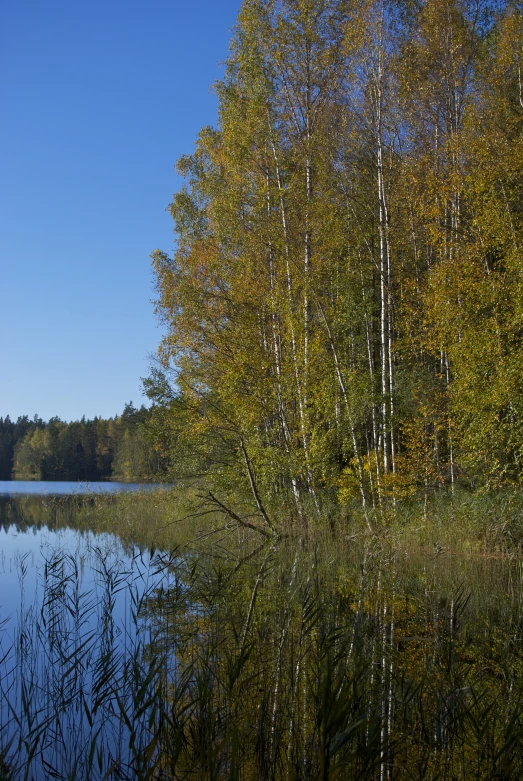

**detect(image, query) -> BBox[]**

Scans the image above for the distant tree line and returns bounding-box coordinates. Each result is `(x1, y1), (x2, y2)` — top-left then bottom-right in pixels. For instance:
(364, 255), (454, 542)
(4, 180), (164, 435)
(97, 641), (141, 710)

(0, 403), (172, 482)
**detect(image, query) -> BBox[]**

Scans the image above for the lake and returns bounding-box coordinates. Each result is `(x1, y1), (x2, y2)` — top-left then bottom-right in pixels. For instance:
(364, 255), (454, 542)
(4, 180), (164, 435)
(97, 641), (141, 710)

(0, 479), (168, 496)
(0, 496), (178, 779)
(0, 493), (522, 779)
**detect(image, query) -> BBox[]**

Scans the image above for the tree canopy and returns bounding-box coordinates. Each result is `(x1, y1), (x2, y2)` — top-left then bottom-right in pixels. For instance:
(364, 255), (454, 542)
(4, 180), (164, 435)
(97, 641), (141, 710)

(147, 0), (523, 530)
(0, 404), (171, 482)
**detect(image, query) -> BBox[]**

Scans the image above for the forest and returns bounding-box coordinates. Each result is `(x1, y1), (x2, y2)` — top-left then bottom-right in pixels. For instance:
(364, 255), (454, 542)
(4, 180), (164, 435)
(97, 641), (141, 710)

(3, 2), (523, 777)
(147, 0), (523, 532)
(0, 403), (170, 482)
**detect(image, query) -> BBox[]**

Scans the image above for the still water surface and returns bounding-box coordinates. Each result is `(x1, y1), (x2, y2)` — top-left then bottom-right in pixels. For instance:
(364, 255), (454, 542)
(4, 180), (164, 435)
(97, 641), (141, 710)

(0, 494), (176, 777)
(0, 479), (167, 495)
(0, 488), (171, 645)
(1, 493), (522, 778)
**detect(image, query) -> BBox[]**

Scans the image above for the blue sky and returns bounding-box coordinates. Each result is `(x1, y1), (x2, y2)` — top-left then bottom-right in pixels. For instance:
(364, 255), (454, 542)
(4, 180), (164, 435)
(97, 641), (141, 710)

(0, 0), (240, 422)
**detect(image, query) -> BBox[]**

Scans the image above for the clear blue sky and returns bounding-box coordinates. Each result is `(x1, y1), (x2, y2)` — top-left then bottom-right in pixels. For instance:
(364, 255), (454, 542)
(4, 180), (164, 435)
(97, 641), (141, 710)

(0, 0), (240, 423)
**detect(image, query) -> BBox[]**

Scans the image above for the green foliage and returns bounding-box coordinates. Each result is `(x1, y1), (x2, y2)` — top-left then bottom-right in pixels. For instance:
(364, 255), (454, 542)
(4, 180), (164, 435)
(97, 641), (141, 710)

(148, 0), (523, 528)
(7, 404), (172, 483)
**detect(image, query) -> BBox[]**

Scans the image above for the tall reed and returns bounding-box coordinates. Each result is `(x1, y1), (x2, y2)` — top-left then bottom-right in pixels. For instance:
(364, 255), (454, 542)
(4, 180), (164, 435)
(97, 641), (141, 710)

(1, 494), (522, 778)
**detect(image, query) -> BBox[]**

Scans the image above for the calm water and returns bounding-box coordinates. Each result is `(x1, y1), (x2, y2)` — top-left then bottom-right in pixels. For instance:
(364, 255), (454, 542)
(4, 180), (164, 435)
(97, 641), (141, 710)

(0, 497), (177, 778)
(0, 523), (155, 622)
(1, 495), (523, 778)
(0, 479), (167, 495)
(0, 491), (173, 635)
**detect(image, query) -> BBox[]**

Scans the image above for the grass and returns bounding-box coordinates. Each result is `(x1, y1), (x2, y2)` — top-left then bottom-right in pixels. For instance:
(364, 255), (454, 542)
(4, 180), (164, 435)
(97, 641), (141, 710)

(373, 488), (523, 557)
(0, 489), (523, 778)
(0, 539), (173, 779)
(0, 486), (219, 551)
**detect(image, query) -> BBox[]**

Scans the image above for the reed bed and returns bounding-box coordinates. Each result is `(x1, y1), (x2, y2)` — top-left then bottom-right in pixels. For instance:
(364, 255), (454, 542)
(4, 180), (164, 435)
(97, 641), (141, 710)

(0, 493), (522, 778)
(0, 535), (179, 780)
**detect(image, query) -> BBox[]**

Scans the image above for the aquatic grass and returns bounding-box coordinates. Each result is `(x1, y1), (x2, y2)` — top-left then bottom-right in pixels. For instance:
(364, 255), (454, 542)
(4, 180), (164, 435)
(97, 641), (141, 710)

(0, 487), (226, 555)
(142, 538), (523, 779)
(1, 493), (523, 777)
(5, 486), (523, 563)
(377, 488), (523, 557)
(0, 536), (183, 780)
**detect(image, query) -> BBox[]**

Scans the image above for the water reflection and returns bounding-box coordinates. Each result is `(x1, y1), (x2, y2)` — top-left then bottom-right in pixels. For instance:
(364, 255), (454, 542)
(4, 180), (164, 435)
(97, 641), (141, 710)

(0, 498), (176, 779)
(0, 479), (167, 496)
(0, 493), (98, 533)
(0, 495), (522, 778)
